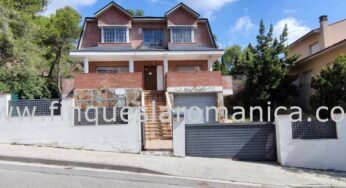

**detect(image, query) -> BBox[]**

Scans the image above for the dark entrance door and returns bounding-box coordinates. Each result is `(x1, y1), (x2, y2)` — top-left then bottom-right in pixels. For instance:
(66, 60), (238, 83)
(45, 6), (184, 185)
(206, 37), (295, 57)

(144, 66), (157, 90)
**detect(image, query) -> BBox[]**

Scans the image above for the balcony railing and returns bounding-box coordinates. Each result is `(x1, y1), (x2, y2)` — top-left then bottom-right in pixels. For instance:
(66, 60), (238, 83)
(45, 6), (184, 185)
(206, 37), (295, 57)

(166, 71), (224, 88)
(75, 72), (143, 90)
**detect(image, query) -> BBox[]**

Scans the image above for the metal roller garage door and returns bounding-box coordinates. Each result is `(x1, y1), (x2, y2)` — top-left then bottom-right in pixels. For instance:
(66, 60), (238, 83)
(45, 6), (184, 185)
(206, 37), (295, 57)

(174, 93), (217, 124)
(185, 123), (277, 161)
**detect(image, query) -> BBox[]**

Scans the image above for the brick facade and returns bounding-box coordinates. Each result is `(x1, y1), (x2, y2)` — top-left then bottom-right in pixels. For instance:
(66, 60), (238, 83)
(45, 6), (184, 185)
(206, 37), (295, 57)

(75, 73), (143, 90)
(79, 4), (215, 49)
(166, 6), (197, 26)
(166, 71), (223, 88)
(97, 6), (131, 26)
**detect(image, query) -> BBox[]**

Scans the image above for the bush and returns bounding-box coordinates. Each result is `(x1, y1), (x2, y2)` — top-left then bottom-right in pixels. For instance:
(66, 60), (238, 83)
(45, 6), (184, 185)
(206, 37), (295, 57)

(310, 55), (346, 113)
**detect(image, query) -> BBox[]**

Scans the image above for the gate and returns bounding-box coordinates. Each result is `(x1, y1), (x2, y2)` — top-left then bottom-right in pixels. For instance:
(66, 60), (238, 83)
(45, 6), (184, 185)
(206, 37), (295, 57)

(185, 122), (276, 161)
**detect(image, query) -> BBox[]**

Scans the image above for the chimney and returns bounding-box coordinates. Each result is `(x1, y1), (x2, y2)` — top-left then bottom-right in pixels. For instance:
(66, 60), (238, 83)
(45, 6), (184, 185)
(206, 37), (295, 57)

(319, 15), (329, 49)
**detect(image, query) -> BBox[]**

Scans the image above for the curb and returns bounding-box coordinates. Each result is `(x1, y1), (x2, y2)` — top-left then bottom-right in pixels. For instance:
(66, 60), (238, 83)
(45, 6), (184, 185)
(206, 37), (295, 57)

(0, 155), (339, 188)
(0, 155), (165, 175)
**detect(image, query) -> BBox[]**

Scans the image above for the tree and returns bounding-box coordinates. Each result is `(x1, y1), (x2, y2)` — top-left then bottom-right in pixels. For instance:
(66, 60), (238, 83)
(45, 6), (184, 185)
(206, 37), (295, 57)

(40, 7), (81, 95)
(0, 0), (50, 99)
(127, 9), (144, 16)
(0, 1), (81, 99)
(230, 20), (298, 119)
(310, 55), (346, 113)
(214, 45), (243, 75)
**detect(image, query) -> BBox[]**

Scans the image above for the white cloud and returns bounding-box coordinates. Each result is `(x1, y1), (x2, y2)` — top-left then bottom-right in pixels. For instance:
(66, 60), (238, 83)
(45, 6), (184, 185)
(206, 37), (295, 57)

(234, 16), (254, 32)
(283, 9), (297, 15)
(274, 17), (311, 44)
(42, 0), (97, 16)
(180, 0), (237, 18)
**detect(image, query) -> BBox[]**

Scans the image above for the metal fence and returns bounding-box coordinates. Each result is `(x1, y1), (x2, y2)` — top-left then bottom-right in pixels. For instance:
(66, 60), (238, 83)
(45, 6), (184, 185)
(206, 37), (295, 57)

(292, 120), (337, 139)
(9, 99), (61, 117)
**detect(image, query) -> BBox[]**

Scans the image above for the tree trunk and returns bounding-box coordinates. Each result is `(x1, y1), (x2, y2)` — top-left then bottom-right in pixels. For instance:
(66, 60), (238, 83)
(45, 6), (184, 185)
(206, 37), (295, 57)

(48, 46), (62, 78)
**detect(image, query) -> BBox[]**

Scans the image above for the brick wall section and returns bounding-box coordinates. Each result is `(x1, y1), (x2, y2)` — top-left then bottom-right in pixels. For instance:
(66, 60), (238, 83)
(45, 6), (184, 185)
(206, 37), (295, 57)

(81, 21), (100, 48)
(97, 6), (131, 26)
(75, 73), (143, 89)
(89, 61), (129, 73)
(166, 71), (222, 88)
(167, 7), (197, 26)
(196, 22), (214, 47)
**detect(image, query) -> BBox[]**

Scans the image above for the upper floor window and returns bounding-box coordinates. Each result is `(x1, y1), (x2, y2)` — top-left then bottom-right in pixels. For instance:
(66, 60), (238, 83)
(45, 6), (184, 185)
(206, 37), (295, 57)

(102, 27), (128, 43)
(143, 30), (164, 48)
(171, 27), (193, 43)
(309, 42), (320, 55)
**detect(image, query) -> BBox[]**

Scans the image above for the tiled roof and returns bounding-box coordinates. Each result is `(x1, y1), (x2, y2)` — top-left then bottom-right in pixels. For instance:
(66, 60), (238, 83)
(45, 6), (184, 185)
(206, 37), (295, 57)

(295, 39), (346, 66)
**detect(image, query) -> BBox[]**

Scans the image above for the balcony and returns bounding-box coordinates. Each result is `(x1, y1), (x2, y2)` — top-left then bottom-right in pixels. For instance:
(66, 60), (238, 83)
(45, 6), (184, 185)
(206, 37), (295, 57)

(74, 72), (143, 90)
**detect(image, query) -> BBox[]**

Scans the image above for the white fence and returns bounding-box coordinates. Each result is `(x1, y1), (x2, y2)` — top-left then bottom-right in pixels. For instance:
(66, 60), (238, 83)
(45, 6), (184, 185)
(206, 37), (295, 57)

(0, 94), (142, 153)
(276, 114), (346, 171)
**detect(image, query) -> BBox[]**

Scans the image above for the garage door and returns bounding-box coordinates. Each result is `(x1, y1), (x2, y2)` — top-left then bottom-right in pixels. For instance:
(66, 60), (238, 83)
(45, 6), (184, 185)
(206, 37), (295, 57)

(185, 123), (277, 161)
(174, 93), (217, 124)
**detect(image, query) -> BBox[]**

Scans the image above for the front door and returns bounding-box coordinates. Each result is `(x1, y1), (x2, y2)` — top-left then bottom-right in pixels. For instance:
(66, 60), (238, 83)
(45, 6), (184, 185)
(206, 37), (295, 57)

(144, 66), (157, 90)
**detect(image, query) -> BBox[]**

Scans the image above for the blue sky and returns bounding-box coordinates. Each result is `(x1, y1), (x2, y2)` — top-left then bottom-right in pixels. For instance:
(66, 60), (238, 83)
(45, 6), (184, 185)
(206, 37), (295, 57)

(44, 0), (346, 48)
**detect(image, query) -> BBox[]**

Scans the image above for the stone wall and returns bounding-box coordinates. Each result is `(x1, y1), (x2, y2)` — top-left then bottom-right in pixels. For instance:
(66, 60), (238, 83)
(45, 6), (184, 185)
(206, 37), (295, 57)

(74, 88), (142, 109)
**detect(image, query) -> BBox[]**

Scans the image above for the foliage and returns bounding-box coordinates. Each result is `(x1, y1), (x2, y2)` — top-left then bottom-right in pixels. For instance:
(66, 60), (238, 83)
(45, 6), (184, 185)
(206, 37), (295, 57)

(0, 66), (50, 99)
(214, 45), (243, 75)
(310, 55), (346, 112)
(127, 9), (144, 16)
(229, 20), (299, 118)
(0, 0), (81, 99)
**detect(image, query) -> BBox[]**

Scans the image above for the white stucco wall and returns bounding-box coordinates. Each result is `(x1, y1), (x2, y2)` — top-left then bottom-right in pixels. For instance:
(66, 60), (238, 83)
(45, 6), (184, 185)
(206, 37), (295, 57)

(172, 111), (185, 157)
(0, 95), (142, 153)
(276, 114), (346, 171)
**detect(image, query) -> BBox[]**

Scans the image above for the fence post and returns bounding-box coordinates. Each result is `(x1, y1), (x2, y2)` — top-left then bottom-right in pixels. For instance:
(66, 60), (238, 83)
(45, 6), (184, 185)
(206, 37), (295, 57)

(60, 98), (74, 125)
(173, 110), (185, 157)
(0, 94), (11, 119)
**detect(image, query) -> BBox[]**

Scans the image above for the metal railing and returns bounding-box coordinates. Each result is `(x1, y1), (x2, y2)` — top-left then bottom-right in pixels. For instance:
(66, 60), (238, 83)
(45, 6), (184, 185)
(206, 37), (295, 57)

(8, 99), (61, 117)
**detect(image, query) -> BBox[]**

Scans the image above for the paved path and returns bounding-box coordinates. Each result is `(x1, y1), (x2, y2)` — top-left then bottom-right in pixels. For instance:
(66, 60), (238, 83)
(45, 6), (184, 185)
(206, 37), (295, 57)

(0, 144), (345, 187)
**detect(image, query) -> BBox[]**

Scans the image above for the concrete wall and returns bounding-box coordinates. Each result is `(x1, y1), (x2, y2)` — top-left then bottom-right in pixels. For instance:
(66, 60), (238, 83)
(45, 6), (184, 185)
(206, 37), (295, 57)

(172, 111), (185, 157)
(0, 95), (142, 153)
(276, 114), (346, 171)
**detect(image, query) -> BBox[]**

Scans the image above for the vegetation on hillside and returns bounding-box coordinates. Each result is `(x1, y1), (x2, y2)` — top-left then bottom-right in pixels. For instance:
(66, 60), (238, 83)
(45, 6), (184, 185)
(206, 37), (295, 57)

(217, 20), (299, 120)
(0, 0), (82, 99)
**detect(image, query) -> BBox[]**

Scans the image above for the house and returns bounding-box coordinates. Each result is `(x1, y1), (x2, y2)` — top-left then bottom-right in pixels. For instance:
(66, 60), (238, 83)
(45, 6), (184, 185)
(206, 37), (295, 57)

(69, 2), (231, 144)
(289, 15), (346, 111)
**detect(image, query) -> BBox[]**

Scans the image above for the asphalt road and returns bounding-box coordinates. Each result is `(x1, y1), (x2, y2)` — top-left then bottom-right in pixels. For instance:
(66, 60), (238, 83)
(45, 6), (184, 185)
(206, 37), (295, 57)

(0, 161), (242, 188)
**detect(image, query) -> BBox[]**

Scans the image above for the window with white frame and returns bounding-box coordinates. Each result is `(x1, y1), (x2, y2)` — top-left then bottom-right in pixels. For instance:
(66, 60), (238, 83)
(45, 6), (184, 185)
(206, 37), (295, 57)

(96, 67), (129, 73)
(102, 27), (128, 43)
(171, 27), (193, 43)
(309, 42), (320, 54)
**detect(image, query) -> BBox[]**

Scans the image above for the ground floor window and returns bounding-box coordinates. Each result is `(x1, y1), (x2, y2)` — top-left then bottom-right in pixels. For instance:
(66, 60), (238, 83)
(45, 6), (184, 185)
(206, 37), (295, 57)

(96, 67), (129, 73)
(175, 65), (201, 72)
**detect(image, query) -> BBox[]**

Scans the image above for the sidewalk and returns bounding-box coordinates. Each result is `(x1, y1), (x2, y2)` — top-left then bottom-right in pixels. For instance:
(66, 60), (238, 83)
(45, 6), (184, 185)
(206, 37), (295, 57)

(0, 144), (345, 187)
